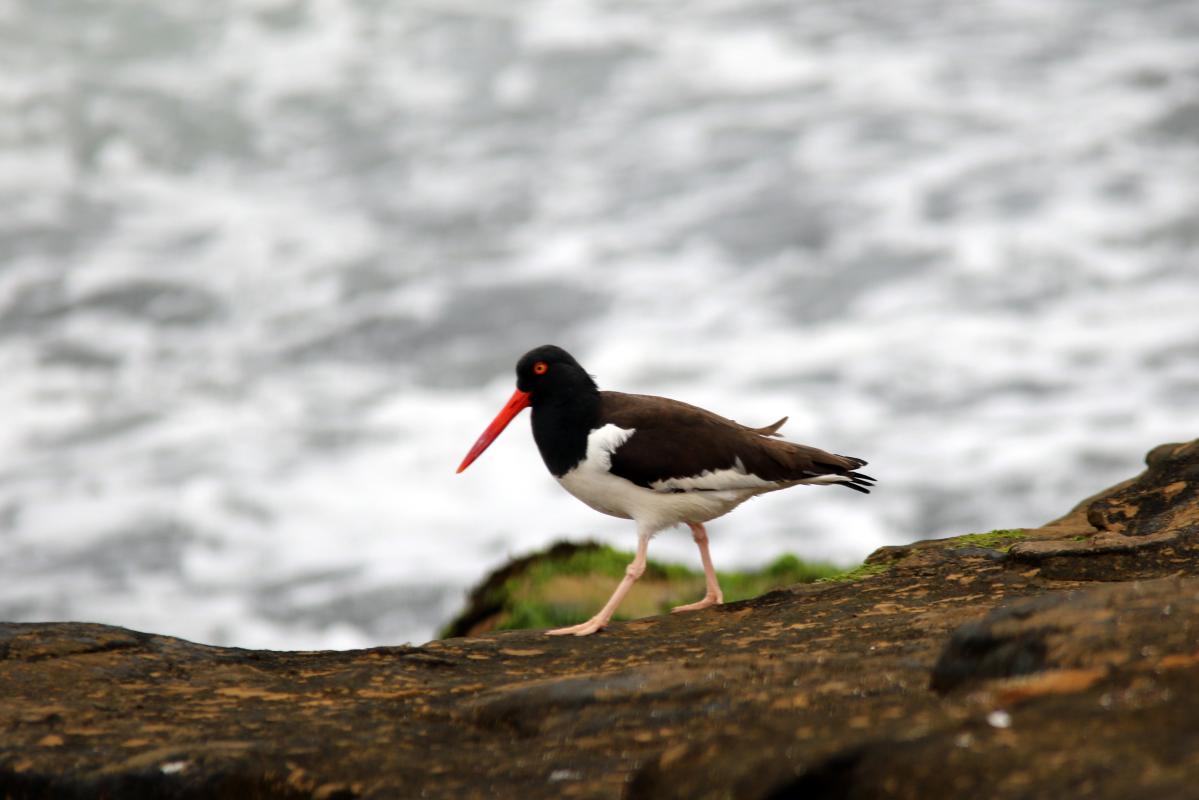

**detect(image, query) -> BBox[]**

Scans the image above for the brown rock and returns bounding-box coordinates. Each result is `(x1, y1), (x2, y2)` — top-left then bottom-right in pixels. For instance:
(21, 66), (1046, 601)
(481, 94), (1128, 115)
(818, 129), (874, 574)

(3, 439), (1199, 799)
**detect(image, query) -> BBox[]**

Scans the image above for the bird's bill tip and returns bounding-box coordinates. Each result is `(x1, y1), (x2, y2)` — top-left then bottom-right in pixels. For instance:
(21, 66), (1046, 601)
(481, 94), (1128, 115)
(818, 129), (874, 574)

(455, 388), (531, 473)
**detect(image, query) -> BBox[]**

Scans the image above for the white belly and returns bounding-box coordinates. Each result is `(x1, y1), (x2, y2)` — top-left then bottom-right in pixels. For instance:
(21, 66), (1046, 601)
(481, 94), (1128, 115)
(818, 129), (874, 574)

(557, 468), (760, 532)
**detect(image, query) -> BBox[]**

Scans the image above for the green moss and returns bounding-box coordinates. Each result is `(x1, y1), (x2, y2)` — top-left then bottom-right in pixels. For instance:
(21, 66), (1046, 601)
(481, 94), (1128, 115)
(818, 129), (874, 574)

(718, 553), (842, 600)
(502, 601), (592, 631)
(947, 528), (1030, 552)
(815, 561), (891, 583)
(452, 543), (841, 634)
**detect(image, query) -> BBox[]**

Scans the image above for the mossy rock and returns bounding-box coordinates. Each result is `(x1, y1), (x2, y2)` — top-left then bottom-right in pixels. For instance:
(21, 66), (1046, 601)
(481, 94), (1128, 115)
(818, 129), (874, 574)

(439, 541), (842, 637)
(945, 528), (1031, 552)
(815, 560), (891, 583)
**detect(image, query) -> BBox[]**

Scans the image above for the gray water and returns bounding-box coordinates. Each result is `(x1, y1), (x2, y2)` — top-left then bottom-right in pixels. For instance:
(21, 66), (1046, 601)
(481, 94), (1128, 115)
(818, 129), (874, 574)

(1, 0), (1197, 648)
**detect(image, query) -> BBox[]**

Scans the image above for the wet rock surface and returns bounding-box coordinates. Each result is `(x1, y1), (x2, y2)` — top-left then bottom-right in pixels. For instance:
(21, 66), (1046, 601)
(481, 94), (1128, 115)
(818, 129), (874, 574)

(2, 439), (1198, 799)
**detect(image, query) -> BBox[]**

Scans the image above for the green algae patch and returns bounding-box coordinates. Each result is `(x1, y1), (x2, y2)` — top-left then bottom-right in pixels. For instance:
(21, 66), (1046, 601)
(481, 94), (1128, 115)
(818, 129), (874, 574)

(719, 553), (843, 598)
(815, 561), (891, 583)
(439, 542), (841, 637)
(946, 528), (1031, 552)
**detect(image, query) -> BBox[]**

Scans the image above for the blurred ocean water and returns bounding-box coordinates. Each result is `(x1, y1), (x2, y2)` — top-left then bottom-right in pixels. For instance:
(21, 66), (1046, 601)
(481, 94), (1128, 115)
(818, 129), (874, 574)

(0, 0), (1196, 648)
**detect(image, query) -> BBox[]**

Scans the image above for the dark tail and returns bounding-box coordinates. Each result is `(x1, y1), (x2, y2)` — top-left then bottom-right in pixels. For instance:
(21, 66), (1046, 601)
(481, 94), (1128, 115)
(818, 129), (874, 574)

(833, 454), (874, 494)
(840, 470), (876, 494)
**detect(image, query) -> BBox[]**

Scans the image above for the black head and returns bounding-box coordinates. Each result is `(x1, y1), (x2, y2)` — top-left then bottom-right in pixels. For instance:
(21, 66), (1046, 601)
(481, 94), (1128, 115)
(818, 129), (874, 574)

(514, 345), (597, 403)
(456, 345), (599, 475)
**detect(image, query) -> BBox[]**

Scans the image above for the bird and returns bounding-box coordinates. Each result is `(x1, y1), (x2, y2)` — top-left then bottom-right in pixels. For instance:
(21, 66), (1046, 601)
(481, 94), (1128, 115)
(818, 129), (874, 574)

(456, 345), (873, 636)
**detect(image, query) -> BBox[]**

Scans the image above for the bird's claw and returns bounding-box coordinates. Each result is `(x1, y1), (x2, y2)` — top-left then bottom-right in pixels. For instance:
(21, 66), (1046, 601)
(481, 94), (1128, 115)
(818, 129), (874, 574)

(546, 619), (608, 636)
(670, 594), (723, 614)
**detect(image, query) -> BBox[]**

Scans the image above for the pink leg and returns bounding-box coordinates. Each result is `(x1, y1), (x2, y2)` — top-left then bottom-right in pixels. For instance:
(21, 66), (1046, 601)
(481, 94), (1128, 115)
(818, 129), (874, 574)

(547, 534), (649, 637)
(671, 523), (724, 613)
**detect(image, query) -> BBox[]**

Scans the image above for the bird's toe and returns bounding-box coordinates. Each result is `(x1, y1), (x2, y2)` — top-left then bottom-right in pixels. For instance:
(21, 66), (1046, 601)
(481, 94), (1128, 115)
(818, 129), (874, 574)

(546, 619), (607, 636)
(670, 595), (722, 614)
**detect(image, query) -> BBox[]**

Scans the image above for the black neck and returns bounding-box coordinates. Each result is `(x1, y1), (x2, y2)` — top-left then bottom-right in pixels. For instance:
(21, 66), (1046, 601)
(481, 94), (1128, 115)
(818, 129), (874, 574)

(531, 389), (600, 477)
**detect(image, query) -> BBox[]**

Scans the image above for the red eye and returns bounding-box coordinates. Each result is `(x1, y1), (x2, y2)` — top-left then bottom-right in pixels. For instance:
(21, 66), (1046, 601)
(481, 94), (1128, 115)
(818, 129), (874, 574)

(533, 361), (548, 375)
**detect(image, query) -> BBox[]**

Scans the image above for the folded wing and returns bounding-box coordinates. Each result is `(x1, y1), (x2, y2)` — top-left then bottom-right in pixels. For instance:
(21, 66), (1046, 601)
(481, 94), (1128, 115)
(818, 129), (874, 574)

(600, 392), (875, 494)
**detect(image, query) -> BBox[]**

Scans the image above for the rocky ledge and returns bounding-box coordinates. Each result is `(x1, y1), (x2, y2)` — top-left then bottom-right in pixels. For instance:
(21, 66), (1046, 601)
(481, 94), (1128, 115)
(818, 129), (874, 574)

(3, 439), (1199, 799)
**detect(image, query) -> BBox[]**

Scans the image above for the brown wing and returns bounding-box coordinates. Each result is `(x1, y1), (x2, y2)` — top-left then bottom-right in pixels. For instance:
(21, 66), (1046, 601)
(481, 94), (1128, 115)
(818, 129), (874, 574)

(600, 392), (872, 493)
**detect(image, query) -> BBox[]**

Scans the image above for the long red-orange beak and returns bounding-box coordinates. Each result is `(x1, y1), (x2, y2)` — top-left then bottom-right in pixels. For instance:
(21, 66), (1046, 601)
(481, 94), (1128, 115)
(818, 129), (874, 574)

(456, 388), (531, 473)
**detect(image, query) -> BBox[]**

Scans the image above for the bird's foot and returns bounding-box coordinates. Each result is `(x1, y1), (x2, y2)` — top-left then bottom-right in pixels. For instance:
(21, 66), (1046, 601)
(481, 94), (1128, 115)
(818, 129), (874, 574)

(546, 617), (608, 637)
(671, 593), (723, 614)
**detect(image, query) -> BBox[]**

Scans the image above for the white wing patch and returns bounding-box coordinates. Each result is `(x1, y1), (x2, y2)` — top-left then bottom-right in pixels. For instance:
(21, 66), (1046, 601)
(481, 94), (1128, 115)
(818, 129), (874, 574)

(649, 456), (779, 493)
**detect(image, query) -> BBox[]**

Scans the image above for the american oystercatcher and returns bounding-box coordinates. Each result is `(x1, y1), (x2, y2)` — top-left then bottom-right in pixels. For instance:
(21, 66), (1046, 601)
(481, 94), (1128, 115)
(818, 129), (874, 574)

(456, 345), (874, 636)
